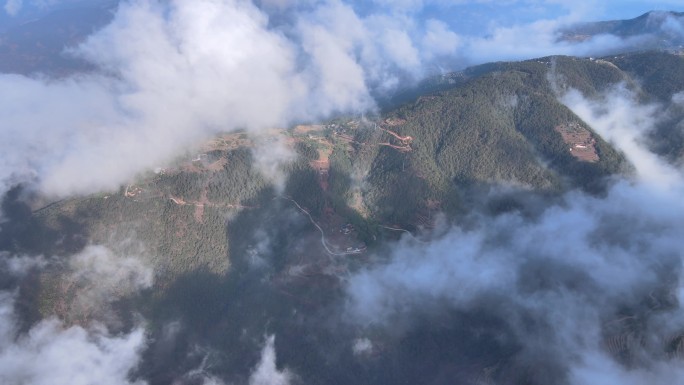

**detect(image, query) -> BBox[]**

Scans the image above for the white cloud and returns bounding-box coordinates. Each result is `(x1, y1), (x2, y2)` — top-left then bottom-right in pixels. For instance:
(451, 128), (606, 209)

(462, 18), (645, 64)
(673, 91), (684, 106)
(0, 248), (154, 385)
(352, 337), (373, 356)
(570, 350), (684, 385)
(654, 11), (684, 38)
(3, 254), (48, 275)
(343, 79), (684, 383)
(422, 19), (461, 58)
(63, 245), (153, 324)
(3, 0), (22, 16)
(345, 176), (684, 380)
(562, 85), (682, 188)
(1, 0), (681, 201)
(251, 134), (296, 193)
(0, 292), (147, 385)
(0, 0), (375, 199)
(249, 335), (292, 385)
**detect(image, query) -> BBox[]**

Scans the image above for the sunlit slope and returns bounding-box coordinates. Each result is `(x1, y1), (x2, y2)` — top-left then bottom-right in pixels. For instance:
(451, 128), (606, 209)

(360, 56), (631, 226)
(16, 51), (684, 315)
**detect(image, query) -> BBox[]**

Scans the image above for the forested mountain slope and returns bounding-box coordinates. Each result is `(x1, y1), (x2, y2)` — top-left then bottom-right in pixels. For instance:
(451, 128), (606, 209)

(6, 50), (684, 325)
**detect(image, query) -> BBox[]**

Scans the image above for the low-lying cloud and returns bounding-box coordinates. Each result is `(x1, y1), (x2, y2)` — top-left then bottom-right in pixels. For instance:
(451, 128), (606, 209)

(562, 84), (682, 188)
(2, 1), (682, 201)
(0, 0), (374, 198)
(2, 2), (684, 383)
(344, 85), (684, 383)
(249, 335), (293, 385)
(63, 245), (153, 326)
(0, 252), (149, 385)
(3, 0), (21, 16)
(0, 301), (147, 385)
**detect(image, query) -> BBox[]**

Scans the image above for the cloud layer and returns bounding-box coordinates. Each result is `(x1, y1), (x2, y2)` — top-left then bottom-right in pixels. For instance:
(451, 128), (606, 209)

(0, 250), (149, 385)
(1, 0), (682, 200)
(344, 85), (684, 383)
(1, 2), (684, 383)
(249, 335), (293, 385)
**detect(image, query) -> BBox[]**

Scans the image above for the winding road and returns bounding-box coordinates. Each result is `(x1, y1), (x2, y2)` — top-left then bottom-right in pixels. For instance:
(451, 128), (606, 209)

(380, 225), (428, 244)
(280, 196), (363, 257)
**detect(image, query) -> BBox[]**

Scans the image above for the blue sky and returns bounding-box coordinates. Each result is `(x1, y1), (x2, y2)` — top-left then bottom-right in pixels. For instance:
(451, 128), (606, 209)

(348, 0), (684, 36)
(4, 0), (684, 28)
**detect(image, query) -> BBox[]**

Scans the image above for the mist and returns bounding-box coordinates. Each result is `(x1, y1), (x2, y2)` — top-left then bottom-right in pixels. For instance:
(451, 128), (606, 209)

(342, 85), (684, 383)
(0, 249), (149, 385)
(1, 1), (684, 384)
(249, 335), (293, 385)
(1, 1), (682, 200)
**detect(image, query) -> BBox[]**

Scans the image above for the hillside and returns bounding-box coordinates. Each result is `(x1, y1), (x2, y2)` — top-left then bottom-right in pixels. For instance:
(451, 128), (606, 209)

(3, 48), (684, 385)
(606, 51), (684, 161)
(17, 52), (682, 284)
(0, 3), (115, 76)
(348, 56), (635, 227)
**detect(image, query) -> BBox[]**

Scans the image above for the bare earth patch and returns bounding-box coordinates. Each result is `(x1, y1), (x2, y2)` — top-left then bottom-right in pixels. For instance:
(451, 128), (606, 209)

(293, 124), (325, 135)
(555, 122), (599, 162)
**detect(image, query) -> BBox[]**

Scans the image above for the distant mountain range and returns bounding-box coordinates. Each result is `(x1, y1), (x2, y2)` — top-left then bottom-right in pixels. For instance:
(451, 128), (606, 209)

(0, 8), (682, 77)
(560, 10), (684, 49)
(0, 2), (115, 75)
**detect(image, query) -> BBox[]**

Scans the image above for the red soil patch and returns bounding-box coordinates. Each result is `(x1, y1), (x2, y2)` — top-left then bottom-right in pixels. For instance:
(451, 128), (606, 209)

(555, 123), (599, 163)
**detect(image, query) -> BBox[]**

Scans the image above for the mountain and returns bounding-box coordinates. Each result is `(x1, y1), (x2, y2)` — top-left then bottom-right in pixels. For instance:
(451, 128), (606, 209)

(9, 48), (683, 273)
(4, 49), (679, 289)
(3, 8), (684, 385)
(607, 51), (684, 161)
(0, 3), (115, 76)
(5, 49), (679, 384)
(1, 55), (637, 278)
(560, 11), (684, 50)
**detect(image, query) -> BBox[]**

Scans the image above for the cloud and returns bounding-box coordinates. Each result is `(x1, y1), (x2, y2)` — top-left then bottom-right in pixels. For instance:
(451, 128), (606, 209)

(562, 85), (683, 188)
(653, 10), (684, 38)
(673, 91), (684, 106)
(569, 350), (684, 385)
(0, 291), (147, 385)
(343, 85), (684, 383)
(421, 19), (461, 58)
(6, 2), (684, 383)
(251, 135), (296, 194)
(0, 247), (154, 385)
(461, 17), (651, 64)
(0, 0), (373, 199)
(0, 0), (430, 198)
(61, 245), (153, 325)
(345, 177), (684, 381)
(2, 253), (48, 275)
(352, 337), (374, 356)
(295, 0), (378, 105)
(3, 0), (22, 16)
(3, 0), (75, 16)
(249, 335), (292, 385)
(68, 245), (153, 293)
(1, 0), (682, 201)
(0, 244), (160, 385)
(202, 376), (227, 385)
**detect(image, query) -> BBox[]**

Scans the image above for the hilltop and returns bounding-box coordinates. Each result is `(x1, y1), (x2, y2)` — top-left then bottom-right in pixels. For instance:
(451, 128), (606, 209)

(560, 10), (684, 50)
